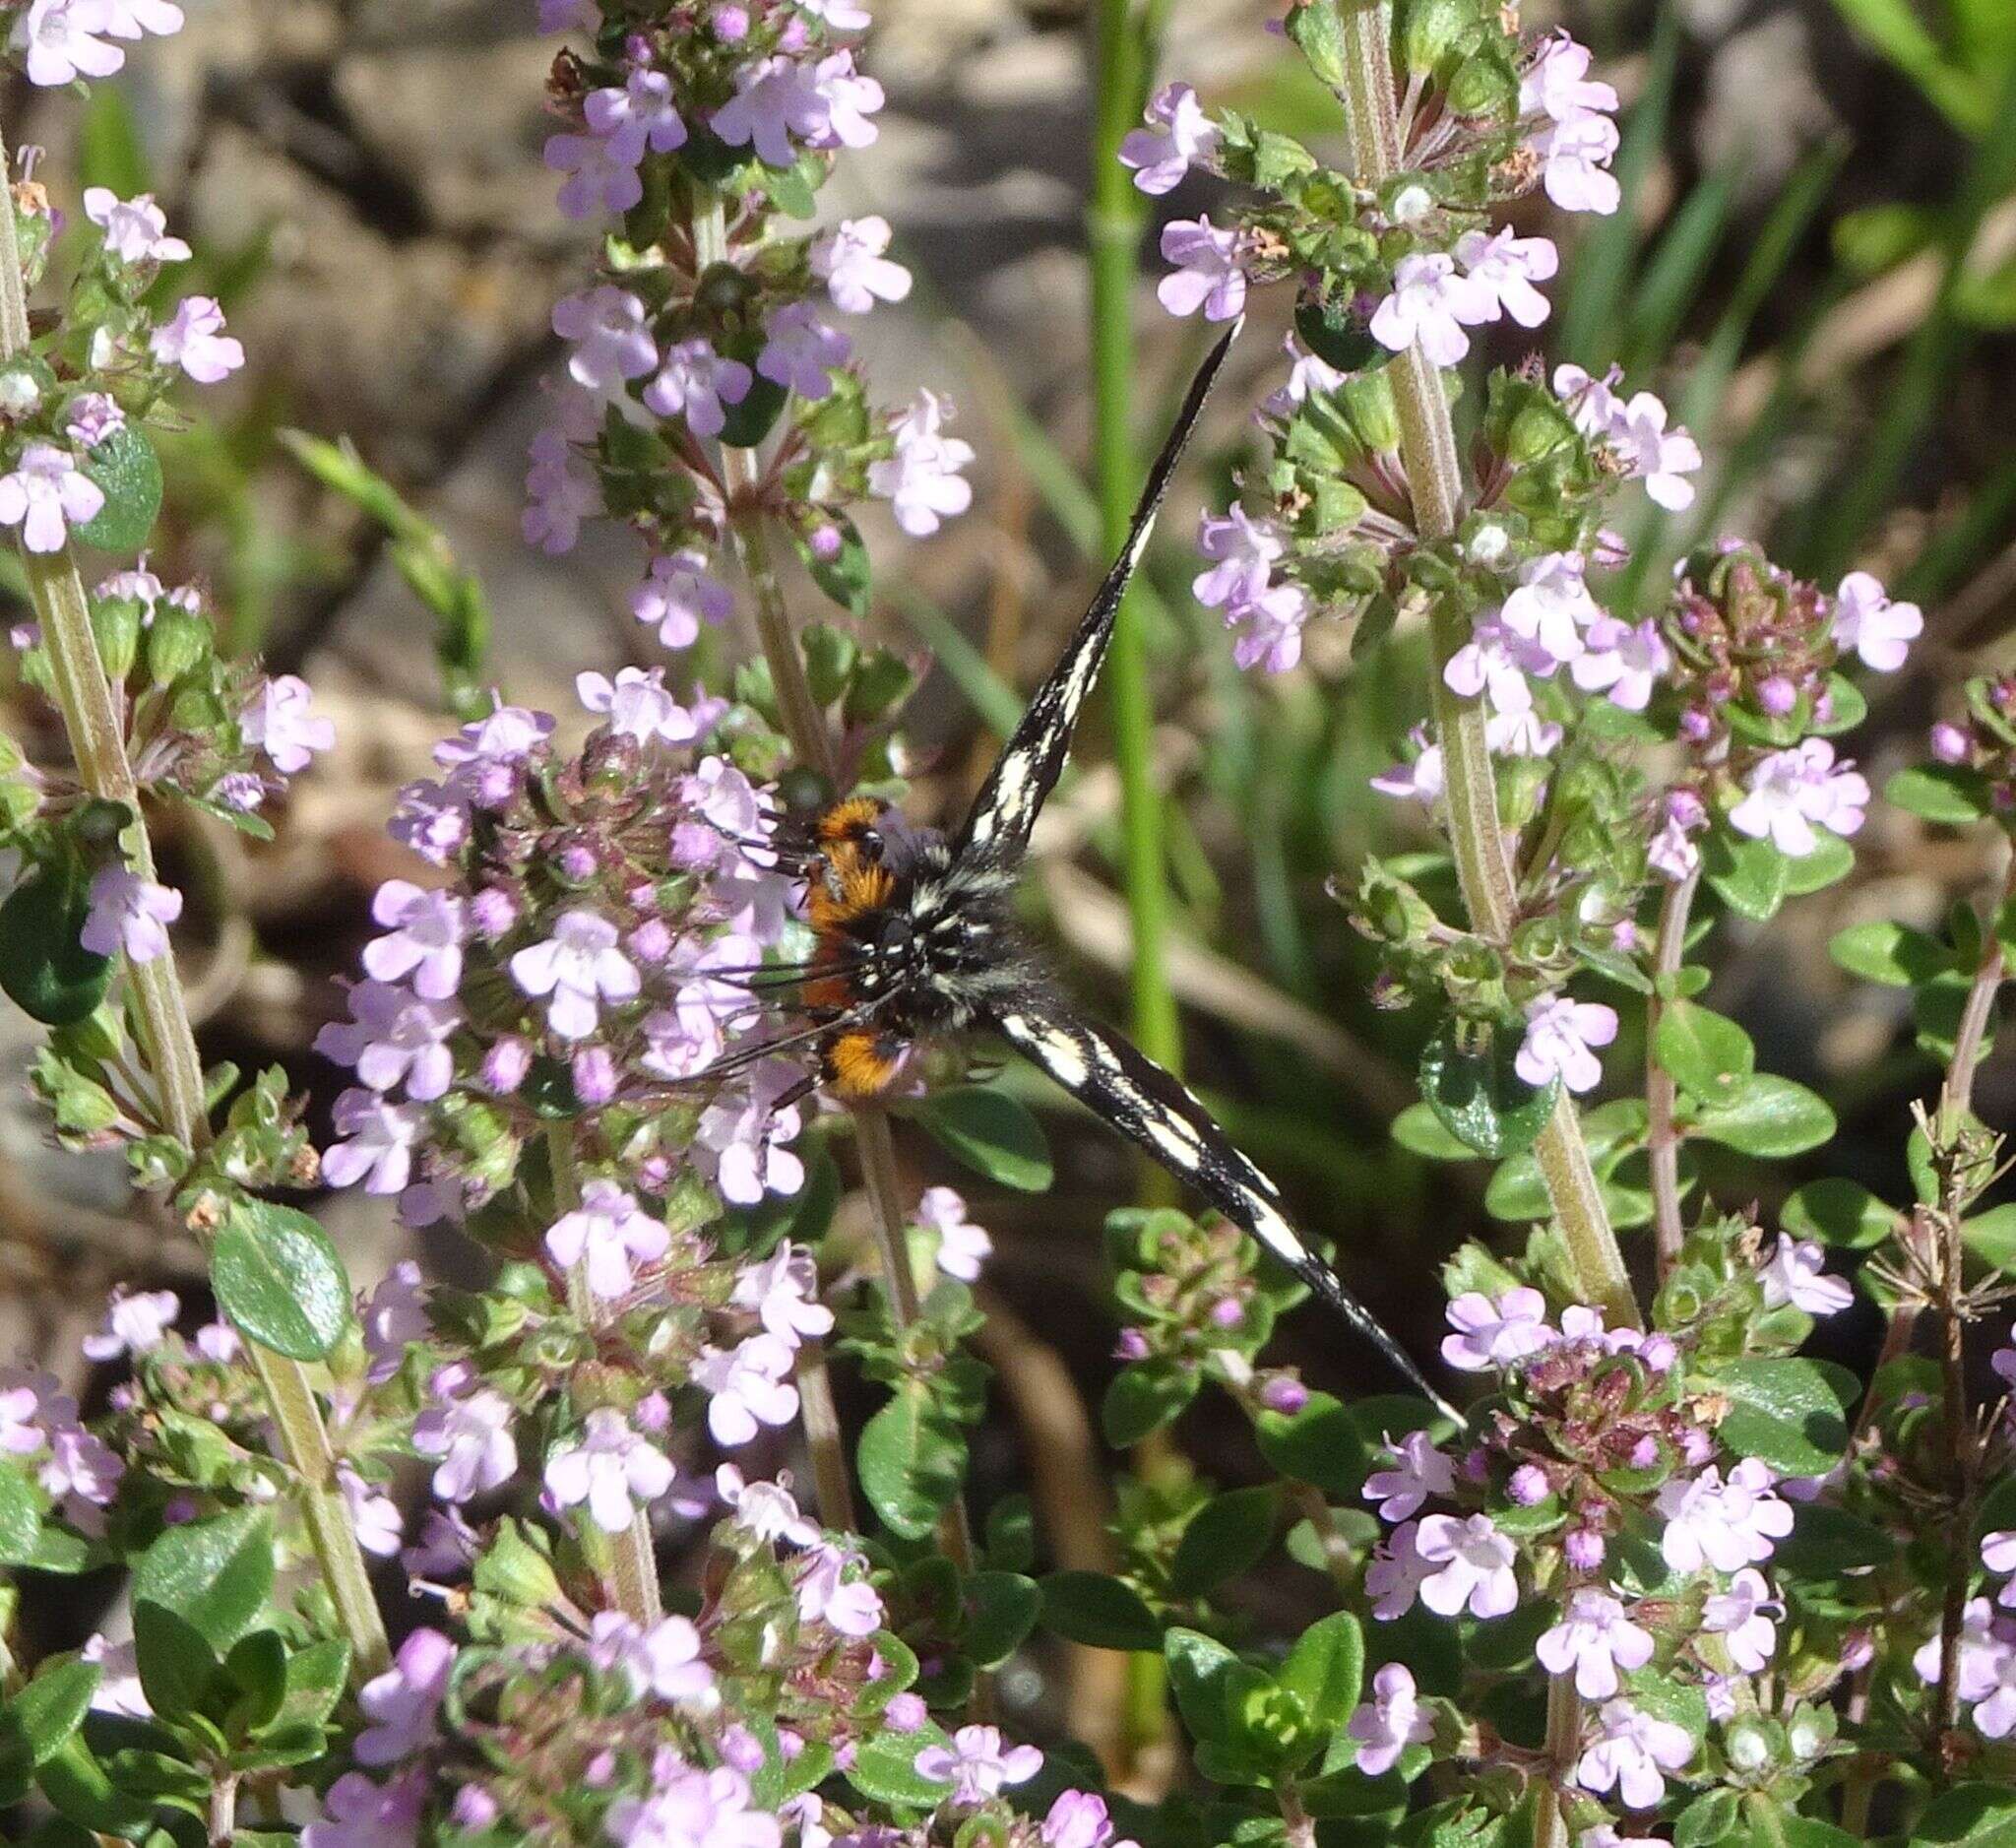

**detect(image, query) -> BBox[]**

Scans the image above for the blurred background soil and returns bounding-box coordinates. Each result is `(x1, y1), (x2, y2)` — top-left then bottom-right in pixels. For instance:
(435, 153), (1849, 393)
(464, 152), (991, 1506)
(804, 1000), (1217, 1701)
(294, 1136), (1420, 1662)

(2, 0), (2014, 1678)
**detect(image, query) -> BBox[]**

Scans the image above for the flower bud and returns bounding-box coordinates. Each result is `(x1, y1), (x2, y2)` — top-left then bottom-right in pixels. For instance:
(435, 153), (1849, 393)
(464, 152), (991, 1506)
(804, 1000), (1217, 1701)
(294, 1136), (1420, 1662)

(1284, 0), (1350, 89)
(1447, 42), (1519, 120)
(1930, 721), (1971, 764)
(91, 595), (143, 682)
(1399, 0), (1478, 76)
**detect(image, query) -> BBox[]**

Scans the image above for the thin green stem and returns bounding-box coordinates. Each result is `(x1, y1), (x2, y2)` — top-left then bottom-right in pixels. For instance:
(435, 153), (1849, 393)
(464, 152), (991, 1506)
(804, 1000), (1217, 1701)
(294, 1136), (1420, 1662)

(1647, 865), (1702, 1280)
(0, 123), (389, 1681)
(1328, 0), (1635, 1332)
(1091, 0), (1182, 1092)
(547, 1126), (662, 1626)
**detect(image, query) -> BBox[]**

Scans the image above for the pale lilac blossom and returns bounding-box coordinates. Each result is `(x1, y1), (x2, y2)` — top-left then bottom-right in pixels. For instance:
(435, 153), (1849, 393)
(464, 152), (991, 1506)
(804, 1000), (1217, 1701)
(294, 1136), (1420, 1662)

(1517, 995), (1619, 1095)
(363, 1260), (427, 1383)
(696, 1064), (806, 1203)
(150, 296), (243, 383)
(80, 864), (181, 962)
(1371, 729), (1444, 805)
(545, 1408), (676, 1533)
(243, 673), (336, 774)
(81, 1634), (150, 1718)
(757, 301), (851, 400)
(1537, 1590), (1655, 1698)
(1348, 1663), (1435, 1775)
(82, 1286), (179, 1361)
(100, 0), (182, 37)
(1119, 83), (1221, 194)
(1226, 582), (1310, 673)
(1156, 216), (1247, 322)
(323, 1091), (426, 1196)
(545, 1180), (669, 1300)
(341, 1466), (405, 1558)
(1370, 252), (1489, 366)
(1442, 1288), (1553, 1371)
(1193, 505), (1285, 610)
(604, 1763), (779, 1848)
(355, 1628), (455, 1766)
(1367, 1519), (1434, 1618)
(1532, 111), (1621, 216)
(1831, 571), (1922, 672)
(805, 50), (883, 150)
(1729, 739), (1869, 858)
(1657, 1460), (1795, 1575)
(303, 1770), (425, 1848)
(584, 65), (688, 162)
(510, 909), (640, 1040)
(0, 442), (105, 552)
(1363, 1431), (1456, 1523)
(810, 216), (912, 314)
(1571, 616), (1669, 712)
(1263, 334), (1348, 415)
(634, 548), (734, 648)
(1041, 1791), (1132, 1848)
(693, 1335), (800, 1447)
(555, 286), (658, 406)
(545, 128), (644, 218)
(411, 1371), (518, 1503)
(1608, 391), (1702, 510)
(362, 881), (467, 999)
(1701, 1568), (1782, 1673)
(524, 426), (599, 553)
(578, 667), (703, 744)
(13, 0), (125, 88)
(1759, 1235), (1853, 1315)
(710, 54), (825, 165)
(716, 1462), (819, 1548)
(1455, 227), (1558, 329)
(587, 1611), (717, 1704)
(917, 1185), (992, 1282)
(731, 1243), (835, 1347)
(84, 187), (189, 264)
(914, 1725), (1043, 1806)
(644, 337), (753, 439)
(65, 392), (125, 448)
(1500, 551), (1601, 665)
(1575, 1700), (1693, 1810)
(1415, 1512), (1519, 1619)
(1444, 620), (1548, 716)
(869, 390), (974, 537)
(316, 982), (460, 1102)
(795, 1541), (884, 1636)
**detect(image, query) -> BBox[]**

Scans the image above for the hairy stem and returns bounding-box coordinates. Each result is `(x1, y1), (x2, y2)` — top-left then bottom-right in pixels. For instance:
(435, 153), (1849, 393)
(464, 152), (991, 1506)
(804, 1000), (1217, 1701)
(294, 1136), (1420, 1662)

(547, 1127), (663, 1625)
(1330, 1), (1635, 1333)
(0, 126), (390, 1681)
(793, 1335), (857, 1530)
(1646, 865), (1702, 1279)
(1937, 848), (2013, 1129)
(1090, 0), (1183, 1099)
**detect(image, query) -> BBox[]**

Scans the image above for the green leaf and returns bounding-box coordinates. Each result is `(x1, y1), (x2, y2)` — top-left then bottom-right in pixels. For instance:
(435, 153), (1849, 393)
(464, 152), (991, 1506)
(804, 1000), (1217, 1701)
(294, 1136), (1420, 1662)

(210, 1197), (351, 1362)
(856, 1388), (966, 1542)
(798, 517), (870, 620)
(1886, 764), (1992, 826)
(1704, 830), (1790, 923)
(0, 1658), (100, 1782)
(1784, 830), (1856, 896)
(1773, 1503), (1896, 1576)
(78, 83), (152, 195)
(848, 1718), (956, 1810)
(1416, 1024), (1559, 1159)
(1255, 1390), (1373, 1498)
(0, 1461), (43, 1562)
(74, 426), (163, 553)
(1102, 1359), (1199, 1447)
(1714, 1358), (1854, 1476)
(130, 1507), (274, 1652)
(1828, 920), (1953, 987)
(1962, 1202), (2016, 1272)
(132, 1600), (222, 1722)
(1164, 1626), (1256, 1749)
(1390, 1104), (1477, 1161)
(32, 1732), (156, 1836)
(1654, 1001), (1755, 1106)
(1689, 1074), (1836, 1158)
(1279, 1610), (1364, 1729)
(962, 1571), (1040, 1670)
(0, 860), (112, 1027)
(272, 1638), (351, 1736)
(1782, 1178), (1897, 1249)
(909, 1087), (1052, 1192)
(1171, 1486), (1280, 1597)
(1911, 1782), (2016, 1847)
(1674, 1787), (1741, 1848)
(1039, 1571), (1163, 1651)
(719, 373), (788, 450)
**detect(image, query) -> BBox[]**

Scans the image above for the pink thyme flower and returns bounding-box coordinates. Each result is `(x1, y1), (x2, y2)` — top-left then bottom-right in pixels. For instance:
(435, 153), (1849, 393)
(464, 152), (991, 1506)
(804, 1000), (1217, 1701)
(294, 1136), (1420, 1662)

(1499, 551), (1600, 665)
(1984, 1529), (2016, 1607)
(645, 337), (753, 439)
(1575, 1699), (1693, 1810)
(1371, 252), (1490, 366)
(1157, 215), (1248, 322)
(604, 1763), (779, 1848)
(869, 389), (975, 537)
(731, 1243), (836, 1347)
(81, 1633), (150, 1718)
(13, 0), (125, 88)
(577, 666), (702, 743)
(323, 1092), (425, 1195)
(1701, 1567), (1782, 1672)
(355, 1627), (456, 1766)
(363, 1260), (427, 1383)
(693, 1334), (800, 1446)
(1571, 616), (1670, 712)
(1517, 995), (1619, 1095)
(1537, 1590), (1654, 1698)
(1348, 1662), (1435, 1774)
(65, 392), (125, 448)
(554, 286), (658, 406)
(1831, 571), (1922, 672)
(1455, 226), (1558, 329)
(1415, 1512), (1519, 1619)
(1371, 728), (1444, 805)
(150, 296), (244, 383)
(1042, 1790), (1135, 1848)
(340, 1466), (404, 1558)
(80, 864), (182, 963)
(915, 1725), (1043, 1806)
(795, 1540), (885, 1636)
(0, 442), (105, 552)
(633, 547), (735, 648)
(411, 1370), (517, 1503)
(242, 672), (335, 774)
(917, 1185), (992, 1282)
(1225, 581), (1310, 674)
(811, 215), (912, 314)
(1759, 1235), (1853, 1315)
(710, 53), (826, 165)
(84, 187), (190, 264)
(696, 1063), (807, 1203)
(716, 1462), (820, 1547)
(586, 1611), (717, 1704)
(81, 1286), (179, 1361)
(302, 1769), (425, 1848)
(316, 981), (460, 1102)
(510, 909), (640, 1040)
(1119, 82), (1221, 194)
(1657, 1460), (1794, 1575)
(1193, 505), (1285, 611)
(1608, 390), (1701, 509)
(757, 300), (851, 401)
(584, 63), (688, 163)
(1363, 1430), (1456, 1523)
(1730, 739), (1869, 859)
(362, 881), (468, 1000)
(1443, 619), (1549, 716)
(100, 0), (182, 37)
(1366, 1520), (1433, 1619)
(524, 425), (599, 553)
(1442, 1287), (1553, 1372)
(545, 1180), (671, 1301)
(545, 127), (643, 218)
(804, 48), (883, 150)
(1522, 31), (1619, 123)
(544, 1408), (676, 1533)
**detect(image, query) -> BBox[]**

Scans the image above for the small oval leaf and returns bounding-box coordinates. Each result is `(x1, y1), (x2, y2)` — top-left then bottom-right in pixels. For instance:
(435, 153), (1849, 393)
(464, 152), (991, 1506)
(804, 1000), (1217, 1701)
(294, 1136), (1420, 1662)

(909, 1087), (1052, 1192)
(74, 426), (163, 553)
(211, 1198), (351, 1362)
(1418, 1023), (1559, 1160)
